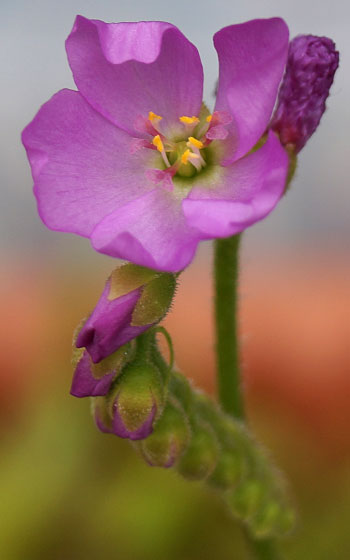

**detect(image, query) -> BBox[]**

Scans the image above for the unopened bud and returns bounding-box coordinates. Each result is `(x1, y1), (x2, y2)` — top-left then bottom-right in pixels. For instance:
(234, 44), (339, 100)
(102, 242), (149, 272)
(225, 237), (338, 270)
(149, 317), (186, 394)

(139, 399), (190, 468)
(70, 328), (130, 398)
(249, 500), (295, 538)
(177, 420), (220, 481)
(271, 35), (339, 152)
(194, 394), (246, 489)
(95, 361), (164, 440)
(227, 479), (266, 521)
(76, 264), (176, 363)
(71, 349), (115, 398)
(209, 449), (244, 490)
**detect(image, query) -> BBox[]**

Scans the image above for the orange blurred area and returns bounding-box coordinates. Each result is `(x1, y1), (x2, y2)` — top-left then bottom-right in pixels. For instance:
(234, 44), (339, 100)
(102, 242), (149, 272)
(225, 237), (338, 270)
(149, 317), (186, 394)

(1, 248), (350, 559)
(166, 250), (350, 461)
(1, 249), (349, 459)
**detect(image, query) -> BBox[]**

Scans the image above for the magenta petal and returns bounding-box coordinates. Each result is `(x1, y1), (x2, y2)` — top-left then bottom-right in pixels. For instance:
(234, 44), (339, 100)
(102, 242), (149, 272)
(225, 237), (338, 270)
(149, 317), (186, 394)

(66, 16), (203, 135)
(91, 189), (200, 272)
(214, 18), (289, 162)
(70, 351), (114, 398)
(182, 132), (288, 237)
(95, 409), (113, 434)
(22, 89), (156, 237)
(76, 280), (151, 363)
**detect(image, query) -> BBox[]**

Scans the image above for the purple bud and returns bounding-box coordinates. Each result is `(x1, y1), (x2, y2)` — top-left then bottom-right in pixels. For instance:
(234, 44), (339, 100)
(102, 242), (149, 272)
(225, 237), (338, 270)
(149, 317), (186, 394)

(139, 399), (190, 468)
(76, 264), (176, 363)
(271, 35), (339, 152)
(70, 350), (115, 398)
(76, 280), (151, 364)
(95, 362), (164, 440)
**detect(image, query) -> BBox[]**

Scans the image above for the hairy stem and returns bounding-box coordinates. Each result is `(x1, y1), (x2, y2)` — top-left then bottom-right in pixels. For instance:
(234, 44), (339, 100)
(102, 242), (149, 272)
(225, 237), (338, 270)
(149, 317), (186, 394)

(214, 235), (243, 418)
(214, 235), (283, 560)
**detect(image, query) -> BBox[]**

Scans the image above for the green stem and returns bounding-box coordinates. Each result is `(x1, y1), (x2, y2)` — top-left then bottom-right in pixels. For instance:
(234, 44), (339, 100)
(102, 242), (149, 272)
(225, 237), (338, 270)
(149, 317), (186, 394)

(214, 235), (283, 560)
(214, 235), (243, 418)
(244, 530), (283, 560)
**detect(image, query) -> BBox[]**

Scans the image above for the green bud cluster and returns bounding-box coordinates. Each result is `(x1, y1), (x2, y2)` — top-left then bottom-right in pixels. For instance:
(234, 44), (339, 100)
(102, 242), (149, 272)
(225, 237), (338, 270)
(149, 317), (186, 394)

(163, 372), (294, 539)
(91, 330), (295, 539)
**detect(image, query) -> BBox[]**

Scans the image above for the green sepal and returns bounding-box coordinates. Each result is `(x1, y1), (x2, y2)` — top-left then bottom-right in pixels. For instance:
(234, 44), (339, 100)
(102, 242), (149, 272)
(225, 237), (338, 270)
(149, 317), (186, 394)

(168, 371), (194, 417)
(92, 396), (113, 431)
(177, 419), (220, 481)
(107, 361), (164, 432)
(284, 146), (298, 192)
(227, 478), (266, 521)
(138, 398), (190, 468)
(90, 344), (131, 380)
(208, 449), (245, 490)
(131, 273), (176, 326)
(248, 499), (295, 539)
(71, 318), (87, 368)
(108, 264), (158, 300)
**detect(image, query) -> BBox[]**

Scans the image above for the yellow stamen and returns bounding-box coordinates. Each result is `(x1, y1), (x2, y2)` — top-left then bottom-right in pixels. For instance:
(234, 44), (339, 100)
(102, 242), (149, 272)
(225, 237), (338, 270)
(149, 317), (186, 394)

(152, 135), (164, 152)
(181, 149), (200, 166)
(181, 149), (191, 164)
(179, 116), (200, 125)
(206, 115), (212, 123)
(188, 136), (204, 150)
(149, 111), (163, 123)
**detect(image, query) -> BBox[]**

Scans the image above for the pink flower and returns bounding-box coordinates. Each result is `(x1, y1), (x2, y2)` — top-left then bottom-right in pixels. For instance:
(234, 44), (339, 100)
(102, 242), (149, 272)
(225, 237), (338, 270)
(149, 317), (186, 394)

(22, 16), (289, 272)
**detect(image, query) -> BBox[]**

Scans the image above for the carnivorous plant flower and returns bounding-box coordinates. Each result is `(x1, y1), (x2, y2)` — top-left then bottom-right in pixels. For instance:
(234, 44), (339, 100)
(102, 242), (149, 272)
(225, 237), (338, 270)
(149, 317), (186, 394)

(22, 16), (290, 272)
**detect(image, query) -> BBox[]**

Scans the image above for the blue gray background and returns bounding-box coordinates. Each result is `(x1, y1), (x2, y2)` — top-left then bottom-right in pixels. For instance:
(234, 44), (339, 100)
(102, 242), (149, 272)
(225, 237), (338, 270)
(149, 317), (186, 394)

(1, 0), (349, 260)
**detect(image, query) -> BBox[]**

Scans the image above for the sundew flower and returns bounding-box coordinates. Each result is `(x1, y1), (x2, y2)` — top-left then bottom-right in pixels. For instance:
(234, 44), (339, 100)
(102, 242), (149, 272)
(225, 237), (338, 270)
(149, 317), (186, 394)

(22, 16), (290, 272)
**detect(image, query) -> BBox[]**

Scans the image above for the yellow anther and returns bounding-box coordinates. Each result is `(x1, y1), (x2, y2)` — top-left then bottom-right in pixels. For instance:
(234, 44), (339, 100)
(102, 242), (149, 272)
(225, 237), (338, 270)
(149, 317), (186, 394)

(206, 115), (212, 123)
(149, 111), (163, 123)
(181, 149), (191, 164)
(152, 135), (164, 152)
(179, 116), (199, 125)
(188, 136), (204, 150)
(181, 149), (200, 166)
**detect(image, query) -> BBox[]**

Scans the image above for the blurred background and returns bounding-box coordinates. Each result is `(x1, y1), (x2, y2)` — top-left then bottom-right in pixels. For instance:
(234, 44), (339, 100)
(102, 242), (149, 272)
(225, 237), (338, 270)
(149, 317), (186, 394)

(1, 0), (349, 558)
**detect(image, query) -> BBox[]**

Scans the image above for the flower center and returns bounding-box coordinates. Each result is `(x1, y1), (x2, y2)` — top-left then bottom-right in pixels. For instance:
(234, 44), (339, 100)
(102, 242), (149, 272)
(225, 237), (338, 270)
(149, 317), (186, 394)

(149, 112), (211, 178)
(133, 108), (232, 190)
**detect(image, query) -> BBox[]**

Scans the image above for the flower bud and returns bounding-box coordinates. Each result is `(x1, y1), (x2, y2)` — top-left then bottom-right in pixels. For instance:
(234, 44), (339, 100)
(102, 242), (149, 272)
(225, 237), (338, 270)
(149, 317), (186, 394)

(95, 360), (164, 440)
(139, 399), (190, 468)
(70, 322), (131, 398)
(70, 349), (115, 398)
(177, 419), (220, 481)
(209, 449), (244, 490)
(271, 35), (339, 152)
(76, 264), (176, 363)
(249, 499), (296, 538)
(194, 393), (246, 489)
(226, 478), (266, 522)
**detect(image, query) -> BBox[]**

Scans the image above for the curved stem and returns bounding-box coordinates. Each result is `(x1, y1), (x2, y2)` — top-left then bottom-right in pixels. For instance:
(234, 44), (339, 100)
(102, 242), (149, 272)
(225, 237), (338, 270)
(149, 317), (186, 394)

(214, 235), (283, 560)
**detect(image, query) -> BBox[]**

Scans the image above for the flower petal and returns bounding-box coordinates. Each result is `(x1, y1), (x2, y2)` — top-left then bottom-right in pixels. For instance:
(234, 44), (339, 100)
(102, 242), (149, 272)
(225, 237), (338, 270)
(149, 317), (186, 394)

(91, 189), (200, 272)
(182, 132), (288, 237)
(22, 89), (156, 236)
(214, 18), (289, 163)
(76, 280), (150, 363)
(70, 351), (114, 398)
(66, 16), (203, 136)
